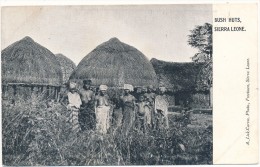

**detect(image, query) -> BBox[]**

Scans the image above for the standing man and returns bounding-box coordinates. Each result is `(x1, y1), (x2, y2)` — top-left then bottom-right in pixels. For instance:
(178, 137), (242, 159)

(154, 86), (169, 130)
(144, 85), (156, 129)
(60, 82), (82, 134)
(95, 85), (111, 134)
(79, 79), (95, 131)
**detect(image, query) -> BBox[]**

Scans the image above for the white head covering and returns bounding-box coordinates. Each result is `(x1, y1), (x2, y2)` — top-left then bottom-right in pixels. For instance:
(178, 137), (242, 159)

(99, 85), (108, 91)
(159, 86), (166, 92)
(124, 84), (134, 91)
(69, 82), (77, 90)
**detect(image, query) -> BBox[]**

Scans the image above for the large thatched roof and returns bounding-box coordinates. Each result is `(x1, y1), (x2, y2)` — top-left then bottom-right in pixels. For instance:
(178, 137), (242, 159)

(150, 58), (205, 92)
(1, 36), (62, 86)
(55, 53), (76, 84)
(70, 38), (158, 87)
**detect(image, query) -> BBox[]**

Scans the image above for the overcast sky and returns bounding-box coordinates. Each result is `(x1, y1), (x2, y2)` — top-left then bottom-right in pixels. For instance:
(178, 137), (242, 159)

(1, 5), (212, 65)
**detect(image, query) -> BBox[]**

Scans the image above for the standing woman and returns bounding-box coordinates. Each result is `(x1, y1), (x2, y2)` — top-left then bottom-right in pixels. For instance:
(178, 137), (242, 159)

(60, 82), (82, 134)
(120, 84), (136, 136)
(95, 85), (111, 134)
(79, 79), (95, 131)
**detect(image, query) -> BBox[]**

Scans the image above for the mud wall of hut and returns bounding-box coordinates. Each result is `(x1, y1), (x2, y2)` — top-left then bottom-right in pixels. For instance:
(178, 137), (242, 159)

(190, 92), (210, 109)
(165, 94), (175, 106)
(172, 91), (210, 109)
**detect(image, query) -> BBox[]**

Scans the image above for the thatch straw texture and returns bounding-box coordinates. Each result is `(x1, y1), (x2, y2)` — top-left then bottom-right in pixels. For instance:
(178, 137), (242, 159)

(1, 36), (62, 86)
(55, 53), (76, 84)
(70, 38), (158, 87)
(150, 58), (205, 92)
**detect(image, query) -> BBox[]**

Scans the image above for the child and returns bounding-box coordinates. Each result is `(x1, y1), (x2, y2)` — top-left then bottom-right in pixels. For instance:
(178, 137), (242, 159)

(135, 94), (149, 133)
(111, 97), (123, 129)
(144, 85), (156, 128)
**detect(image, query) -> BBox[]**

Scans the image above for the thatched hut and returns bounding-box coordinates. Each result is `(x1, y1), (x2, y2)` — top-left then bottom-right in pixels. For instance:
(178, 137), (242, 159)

(151, 58), (211, 109)
(55, 53), (76, 85)
(70, 38), (158, 89)
(1, 36), (63, 101)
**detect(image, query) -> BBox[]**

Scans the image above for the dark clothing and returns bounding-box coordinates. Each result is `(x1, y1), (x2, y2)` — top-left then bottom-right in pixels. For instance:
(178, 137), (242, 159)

(121, 101), (135, 136)
(79, 101), (96, 131)
(136, 114), (146, 133)
(112, 107), (123, 129)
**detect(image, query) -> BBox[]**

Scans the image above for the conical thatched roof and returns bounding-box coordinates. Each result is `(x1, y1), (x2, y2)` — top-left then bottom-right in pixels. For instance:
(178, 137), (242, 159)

(1, 36), (62, 86)
(55, 53), (76, 85)
(70, 38), (158, 87)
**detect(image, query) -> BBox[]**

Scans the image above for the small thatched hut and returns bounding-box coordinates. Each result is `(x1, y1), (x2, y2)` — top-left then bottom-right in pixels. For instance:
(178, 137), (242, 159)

(151, 58), (211, 109)
(1, 36), (63, 101)
(55, 53), (76, 85)
(70, 38), (158, 89)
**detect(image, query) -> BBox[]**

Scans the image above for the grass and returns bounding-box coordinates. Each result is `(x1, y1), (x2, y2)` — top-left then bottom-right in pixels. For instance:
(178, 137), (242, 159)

(2, 97), (212, 165)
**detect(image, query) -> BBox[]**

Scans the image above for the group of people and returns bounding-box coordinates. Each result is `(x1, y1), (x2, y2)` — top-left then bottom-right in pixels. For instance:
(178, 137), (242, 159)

(60, 79), (169, 135)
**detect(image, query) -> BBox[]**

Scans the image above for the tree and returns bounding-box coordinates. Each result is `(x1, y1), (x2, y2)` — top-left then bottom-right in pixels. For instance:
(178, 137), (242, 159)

(188, 23), (213, 107)
(188, 23), (212, 62)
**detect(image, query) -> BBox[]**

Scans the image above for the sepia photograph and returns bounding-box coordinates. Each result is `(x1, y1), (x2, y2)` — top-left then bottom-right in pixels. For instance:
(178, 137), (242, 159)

(1, 4), (213, 166)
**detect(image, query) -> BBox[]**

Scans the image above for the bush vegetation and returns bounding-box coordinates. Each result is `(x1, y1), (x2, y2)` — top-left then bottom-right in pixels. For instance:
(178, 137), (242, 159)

(2, 97), (212, 165)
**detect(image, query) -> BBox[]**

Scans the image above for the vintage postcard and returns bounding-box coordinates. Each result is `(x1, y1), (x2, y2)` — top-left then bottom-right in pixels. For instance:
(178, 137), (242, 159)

(0, 1), (258, 166)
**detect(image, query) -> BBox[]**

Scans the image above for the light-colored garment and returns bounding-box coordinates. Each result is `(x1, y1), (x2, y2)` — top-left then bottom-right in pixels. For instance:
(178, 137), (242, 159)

(68, 92), (82, 109)
(68, 107), (81, 133)
(99, 85), (108, 91)
(155, 95), (168, 115)
(96, 105), (110, 134)
(155, 95), (169, 129)
(67, 92), (82, 133)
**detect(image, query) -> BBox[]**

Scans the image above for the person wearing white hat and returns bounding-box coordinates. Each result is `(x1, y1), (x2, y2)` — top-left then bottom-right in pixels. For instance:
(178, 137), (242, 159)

(120, 84), (136, 136)
(123, 84), (134, 92)
(155, 86), (169, 130)
(94, 84), (110, 134)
